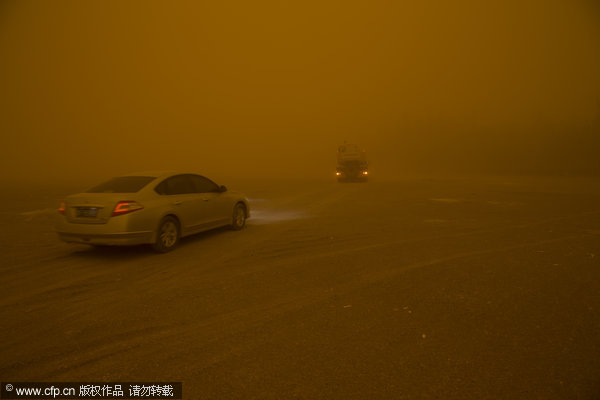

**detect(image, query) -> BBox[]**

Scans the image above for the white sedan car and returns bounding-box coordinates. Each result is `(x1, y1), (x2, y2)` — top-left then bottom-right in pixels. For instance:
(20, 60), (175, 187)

(56, 171), (249, 252)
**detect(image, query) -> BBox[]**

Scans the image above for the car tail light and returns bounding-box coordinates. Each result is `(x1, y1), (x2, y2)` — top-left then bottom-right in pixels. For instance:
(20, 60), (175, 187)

(336, 172), (341, 176)
(362, 171), (368, 175)
(112, 201), (144, 217)
(58, 201), (66, 214)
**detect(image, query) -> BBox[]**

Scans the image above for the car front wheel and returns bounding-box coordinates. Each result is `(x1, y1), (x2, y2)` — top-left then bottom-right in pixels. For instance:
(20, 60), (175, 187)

(231, 203), (246, 230)
(153, 216), (180, 252)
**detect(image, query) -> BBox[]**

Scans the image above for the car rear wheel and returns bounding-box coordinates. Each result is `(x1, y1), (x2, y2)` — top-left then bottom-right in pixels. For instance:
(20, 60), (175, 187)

(231, 203), (246, 230)
(153, 216), (179, 252)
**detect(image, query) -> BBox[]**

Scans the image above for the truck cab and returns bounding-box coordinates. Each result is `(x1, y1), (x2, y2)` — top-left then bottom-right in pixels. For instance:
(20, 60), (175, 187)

(336, 143), (368, 182)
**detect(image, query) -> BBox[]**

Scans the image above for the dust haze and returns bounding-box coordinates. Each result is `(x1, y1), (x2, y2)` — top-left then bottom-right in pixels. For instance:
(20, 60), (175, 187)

(2, 2), (600, 399)
(1, 0), (599, 184)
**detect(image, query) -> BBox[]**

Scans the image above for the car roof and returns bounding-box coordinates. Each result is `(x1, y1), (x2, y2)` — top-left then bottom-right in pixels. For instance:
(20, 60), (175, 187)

(123, 171), (195, 179)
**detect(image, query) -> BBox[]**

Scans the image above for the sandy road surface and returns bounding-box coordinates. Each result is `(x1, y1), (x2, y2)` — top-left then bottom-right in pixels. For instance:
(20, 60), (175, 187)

(1, 177), (600, 399)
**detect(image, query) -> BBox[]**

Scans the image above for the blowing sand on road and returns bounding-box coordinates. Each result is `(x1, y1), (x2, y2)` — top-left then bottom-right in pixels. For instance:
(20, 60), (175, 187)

(1, 177), (599, 399)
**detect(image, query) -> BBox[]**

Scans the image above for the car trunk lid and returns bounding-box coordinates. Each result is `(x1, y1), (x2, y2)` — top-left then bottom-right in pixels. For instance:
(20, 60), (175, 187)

(64, 193), (133, 224)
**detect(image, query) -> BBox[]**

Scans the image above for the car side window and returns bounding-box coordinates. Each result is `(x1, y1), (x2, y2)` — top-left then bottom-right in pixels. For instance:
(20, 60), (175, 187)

(155, 175), (195, 195)
(190, 175), (220, 193)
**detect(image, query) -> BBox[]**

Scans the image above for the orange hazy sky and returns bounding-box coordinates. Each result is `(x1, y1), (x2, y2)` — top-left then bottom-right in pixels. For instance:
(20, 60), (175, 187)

(1, 0), (599, 182)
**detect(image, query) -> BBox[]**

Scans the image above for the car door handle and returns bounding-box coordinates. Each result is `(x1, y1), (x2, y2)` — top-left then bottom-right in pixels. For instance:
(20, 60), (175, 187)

(202, 198), (209, 202)
(173, 201), (182, 206)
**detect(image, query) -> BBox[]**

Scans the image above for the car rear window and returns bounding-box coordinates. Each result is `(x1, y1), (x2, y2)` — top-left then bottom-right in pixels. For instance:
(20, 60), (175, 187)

(86, 176), (156, 193)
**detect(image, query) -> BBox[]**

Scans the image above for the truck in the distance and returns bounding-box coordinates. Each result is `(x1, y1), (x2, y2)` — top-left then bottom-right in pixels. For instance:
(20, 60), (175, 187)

(336, 143), (368, 182)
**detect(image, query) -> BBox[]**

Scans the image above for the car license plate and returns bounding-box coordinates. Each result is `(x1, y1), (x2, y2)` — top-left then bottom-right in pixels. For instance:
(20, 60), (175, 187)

(77, 207), (98, 218)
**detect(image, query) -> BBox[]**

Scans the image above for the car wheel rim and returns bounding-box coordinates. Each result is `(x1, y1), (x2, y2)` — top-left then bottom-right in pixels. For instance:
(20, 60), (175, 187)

(235, 207), (245, 226)
(160, 221), (177, 247)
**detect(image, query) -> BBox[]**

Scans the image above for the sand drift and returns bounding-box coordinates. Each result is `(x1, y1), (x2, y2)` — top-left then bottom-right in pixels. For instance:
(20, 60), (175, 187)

(1, 177), (600, 399)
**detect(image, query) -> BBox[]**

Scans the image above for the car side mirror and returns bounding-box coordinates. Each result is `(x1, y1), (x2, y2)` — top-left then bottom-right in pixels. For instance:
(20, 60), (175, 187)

(219, 185), (227, 192)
